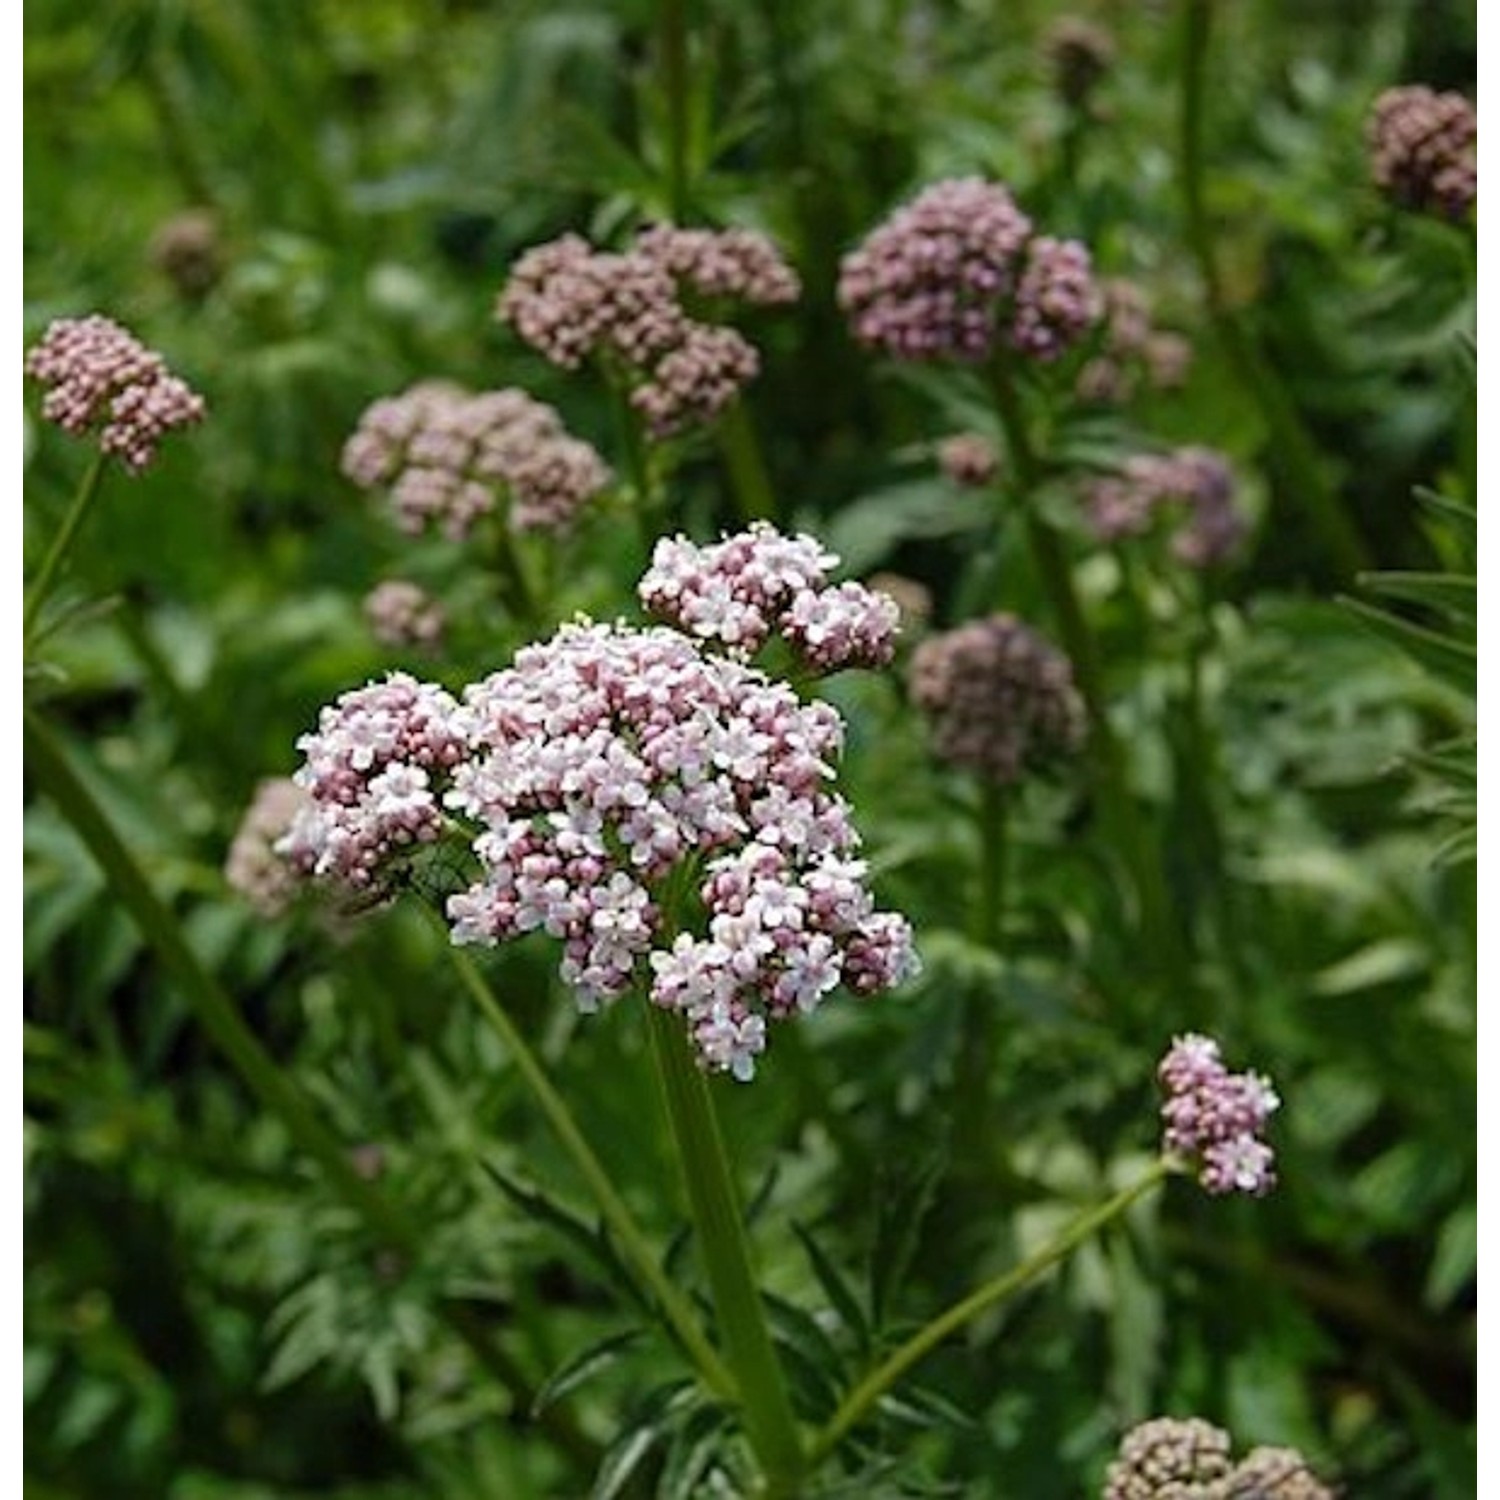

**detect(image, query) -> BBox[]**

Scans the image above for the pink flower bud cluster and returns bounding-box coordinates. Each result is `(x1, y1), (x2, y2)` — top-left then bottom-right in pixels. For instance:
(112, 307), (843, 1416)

(341, 381), (609, 539)
(937, 432), (1000, 488)
(1076, 279), (1193, 405)
(225, 778), (311, 917)
(837, 177), (1101, 364)
(279, 674), (468, 889)
(1043, 16), (1115, 108)
(497, 225), (800, 438)
(1083, 448), (1245, 567)
(908, 615), (1085, 785)
(444, 621), (917, 1078)
(639, 523), (901, 672)
(25, 315), (206, 473)
(363, 579), (446, 651)
(1368, 85), (1477, 221)
(1158, 1034), (1279, 1197)
(1103, 1417), (1233, 1499)
(1104, 1418), (1333, 1500)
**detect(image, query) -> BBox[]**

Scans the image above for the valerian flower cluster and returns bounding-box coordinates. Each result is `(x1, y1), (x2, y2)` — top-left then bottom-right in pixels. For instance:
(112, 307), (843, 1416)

(279, 528), (917, 1081)
(1158, 1034), (1279, 1196)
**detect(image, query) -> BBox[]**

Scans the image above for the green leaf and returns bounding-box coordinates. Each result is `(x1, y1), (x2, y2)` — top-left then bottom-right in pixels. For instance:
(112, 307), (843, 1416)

(823, 480), (990, 573)
(1312, 939), (1430, 996)
(533, 1329), (643, 1416)
(1341, 597), (1476, 695)
(1357, 570), (1475, 623)
(792, 1221), (871, 1353)
(1425, 1205), (1476, 1308)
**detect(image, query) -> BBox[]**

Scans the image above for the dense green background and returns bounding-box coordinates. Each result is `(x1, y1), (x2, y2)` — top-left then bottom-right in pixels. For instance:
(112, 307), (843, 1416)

(24, 1), (1475, 1495)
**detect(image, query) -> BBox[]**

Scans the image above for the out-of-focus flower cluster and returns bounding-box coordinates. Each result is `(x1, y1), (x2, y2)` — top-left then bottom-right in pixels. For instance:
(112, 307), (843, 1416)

(1368, 85), (1477, 221)
(278, 530), (917, 1080)
(279, 674), (468, 889)
(149, 209), (225, 301)
(363, 579), (446, 651)
(1158, 1034), (1279, 1197)
(909, 614), (1085, 785)
(225, 778), (311, 918)
(937, 432), (1001, 489)
(25, 315), (207, 473)
(639, 523), (901, 672)
(342, 381), (610, 539)
(1104, 1418), (1334, 1500)
(1076, 279), (1193, 405)
(497, 225), (800, 437)
(1082, 447), (1245, 567)
(1043, 16), (1115, 109)
(837, 177), (1101, 364)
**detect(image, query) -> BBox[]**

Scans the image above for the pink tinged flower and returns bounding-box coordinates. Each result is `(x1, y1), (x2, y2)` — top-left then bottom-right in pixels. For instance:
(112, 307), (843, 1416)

(1368, 84), (1477, 220)
(224, 778), (310, 917)
(1082, 447), (1245, 568)
(25, 314), (206, 472)
(1157, 1032), (1280, 1197)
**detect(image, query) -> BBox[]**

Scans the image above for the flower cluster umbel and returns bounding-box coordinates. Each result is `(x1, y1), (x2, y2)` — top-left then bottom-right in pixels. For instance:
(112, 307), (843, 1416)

(1367, 84), (1477, 221)
(837, 177), (1101, 364)
(1158, 1034), (1279, 1197)
(342, 381), (610, 539)
(497, 225), (800, 438)
(25, 315), (206, 473)
(639, 523), (902, 673)
(1104, 1417), (1334, 1500)
(1082, 447), (1245, 568)
(281, 529), (917, 1080)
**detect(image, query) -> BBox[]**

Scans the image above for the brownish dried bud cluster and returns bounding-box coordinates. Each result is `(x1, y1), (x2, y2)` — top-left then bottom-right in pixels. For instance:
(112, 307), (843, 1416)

(224, 778), (310, 918)
(1368, 85), (1476, 220)
(149, 209), (225, 300)
(496, 225), (799, 437)
(342, 381), (610, 539)
(1044, 16), (1115, 107)
(937, 432), (1001, 488)
(908, 614), (1085, 785)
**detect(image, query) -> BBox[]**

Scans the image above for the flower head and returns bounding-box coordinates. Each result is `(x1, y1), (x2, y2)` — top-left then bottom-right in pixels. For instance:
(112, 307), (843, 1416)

(1076, 279), (1194, 405)
(1044, 16), (1115, 108)
(937, 432), (1000, 488)
(1158, 1034), (1279, 1197)
(1082, 447), (1245, 568)
(25, 315), (206, 473)
(908, 615), (1085, 785)
(497, 225), (799, 438)
(342, 382), (609, 539)
(1103, 1417), (1234, 1499)
(838, 178), (1100, 364)
(225, 778), (311, 917)
(363, 579), (446, 651)
(1218, 1446), (1335, 1500)
(639, 523), (900, 673)
(1368, 85), (1476, 220)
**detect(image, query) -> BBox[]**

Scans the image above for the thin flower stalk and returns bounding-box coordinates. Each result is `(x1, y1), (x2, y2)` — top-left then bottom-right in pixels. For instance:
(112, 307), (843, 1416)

(21, 708), (598, 1475)
(441, 933), (737, 1402)
(24, 451), (108, 646)
(647, 1004), (806, 1495)
(807, 1157), (1172, 1467)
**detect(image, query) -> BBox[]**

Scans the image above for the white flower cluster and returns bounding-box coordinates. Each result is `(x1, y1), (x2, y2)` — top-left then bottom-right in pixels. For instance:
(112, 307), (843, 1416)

(639, 523), (901, 672)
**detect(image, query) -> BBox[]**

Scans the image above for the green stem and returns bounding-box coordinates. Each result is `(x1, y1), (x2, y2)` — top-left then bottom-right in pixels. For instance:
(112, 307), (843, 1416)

(1178, 0), (1368, 578)
(659, 0), (691, 220)
(491, 526), (540, 632)
(25, 452), (109, 647)
(442, 938), (737, 1402)
(988, 365), (1186, 989)
(23, 709), (597, 1474)
(807, 1159), (1171, 1466)
(646, 1006), (804, 1495)
(608, 375), (664, 552)
(717, 401), (780, 524)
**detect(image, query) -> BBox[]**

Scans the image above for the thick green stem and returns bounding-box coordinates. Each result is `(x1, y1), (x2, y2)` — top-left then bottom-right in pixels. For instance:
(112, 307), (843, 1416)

(1178, 0), (1368, 577)
(808, 1160), (1171, 1465)
(717, 401), (780, 524)
(23, 709), (596, 1474)
(442, 938), (737, 1401)
(25, 452), (109, 647)
(988, 366), (1186, 988)
(646, 1006), (804, 1495)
